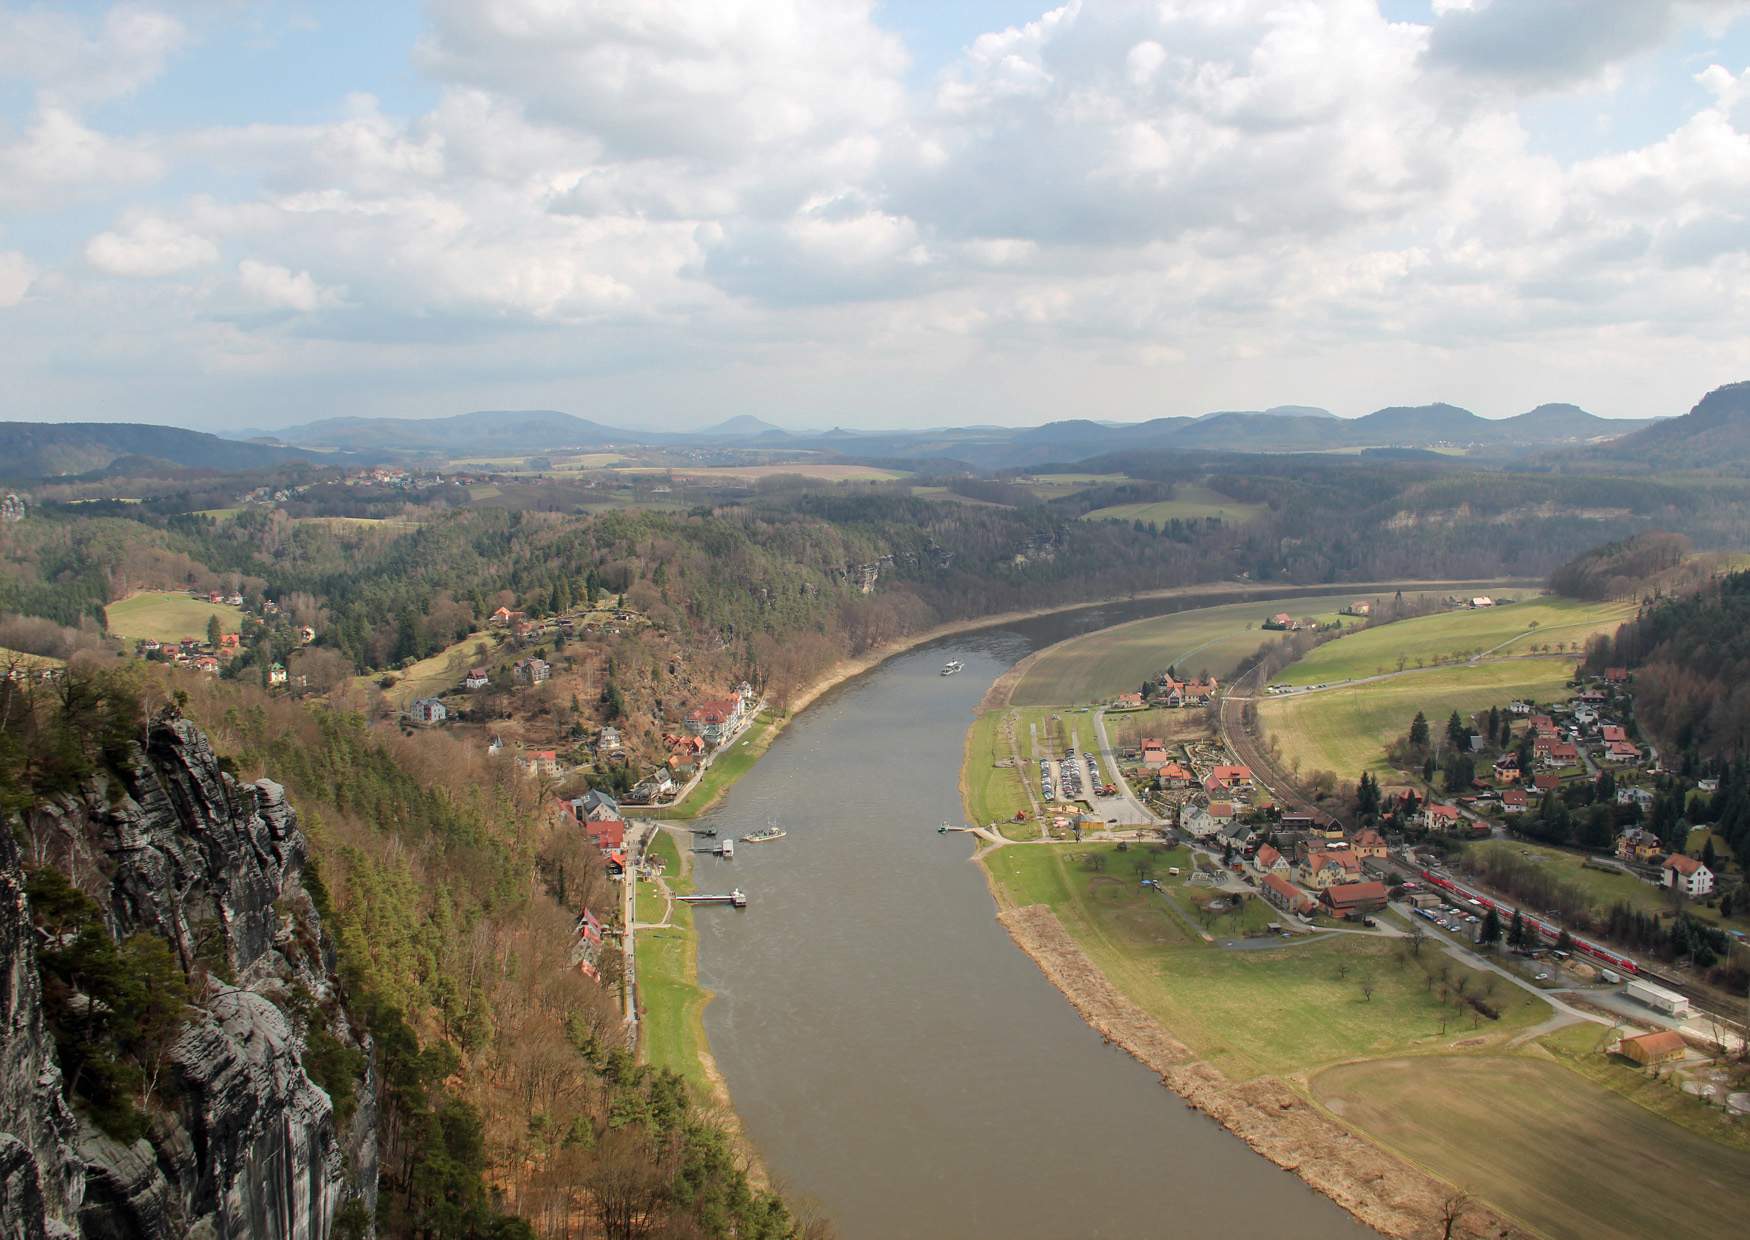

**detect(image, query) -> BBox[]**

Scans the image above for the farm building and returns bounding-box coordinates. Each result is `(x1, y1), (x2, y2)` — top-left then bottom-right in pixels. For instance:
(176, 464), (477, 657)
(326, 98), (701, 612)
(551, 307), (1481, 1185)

(1617, 1030), (1687, 1066)
(1319, 881), (1389, 919)
(1261, 873), (1316, 916)
(409, 697), (448, 725)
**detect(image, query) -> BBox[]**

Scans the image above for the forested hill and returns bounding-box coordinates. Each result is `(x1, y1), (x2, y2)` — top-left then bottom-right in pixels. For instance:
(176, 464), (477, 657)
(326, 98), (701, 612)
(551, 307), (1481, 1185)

(0, 665), (807, 1239)
(0, 422), (329, 480)
(1587, 569), (1750, 762)
(1586, 380), (1750, 472)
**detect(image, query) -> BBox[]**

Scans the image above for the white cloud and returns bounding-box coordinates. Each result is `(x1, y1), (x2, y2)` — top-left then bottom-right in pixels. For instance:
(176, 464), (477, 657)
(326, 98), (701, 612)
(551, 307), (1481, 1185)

(0, 2), (186, 105)
(85, 215), (219, 277)
(237, 259), (344, 312)
(0, 107), (161, 207)
(0, 250), (35, 307)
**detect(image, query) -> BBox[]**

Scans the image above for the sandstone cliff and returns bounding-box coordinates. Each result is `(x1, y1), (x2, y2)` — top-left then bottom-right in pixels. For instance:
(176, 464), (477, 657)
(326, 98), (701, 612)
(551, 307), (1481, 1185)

(0, 712), (376, 1239)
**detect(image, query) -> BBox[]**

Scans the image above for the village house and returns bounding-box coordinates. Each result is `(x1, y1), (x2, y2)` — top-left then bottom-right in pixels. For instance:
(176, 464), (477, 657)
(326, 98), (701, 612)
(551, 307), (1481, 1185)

(490, 606), (526, 627)
(1112, 691), (1144, 710)
(1252, 844), (1290, 877)
(297, 625), (316, 644)
(516, 749), (561, 779)
(1605, 740), (1642, 764)
(268, 662), (288, 686)
(1661, 853), (1715, 898)
(1601, 724), (1628, 744)
(1154, 676), (1189, 707)
(463, 667), (491, 690)
(1617, 1030), (1687, 1066)
(513, 657), (550, 685)
(596, 726), (623, 753)
(409, 697), (448, 725)
(1261, 872), (1317, 917)
(1420, 802), (1462, 833)
(627, 768), (678, 805)
(1616, 827), (1663, 862)
(1470, 596), (1494, 608)
(1616, 785), (1655, 809)
(1139, 737), (1170, 769)
(1349, 828), (1388, 860)
(1202, 764), (1253, 793)
(1180, 803), (1231, 839)
(1299, 849), (1362, 890)
(1542, 739), (1580, 768)
(1320, 881), (1389, 919)
(684, 694), (745, 744)
(1604, 666), (1630, 685)
(1533, 772), (1562, 794)
(1265, 611), (1296, 630)
(1501, 787), (1529, 814)
(1345, 600), (1373, 617)
(1156, 760), (1192, 789)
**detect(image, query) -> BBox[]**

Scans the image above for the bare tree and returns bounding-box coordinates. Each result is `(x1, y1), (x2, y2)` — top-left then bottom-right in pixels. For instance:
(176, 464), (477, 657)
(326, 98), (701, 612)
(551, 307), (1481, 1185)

(1440, 1190), (1471, 1240)
(1360, 976), (1376, 1002)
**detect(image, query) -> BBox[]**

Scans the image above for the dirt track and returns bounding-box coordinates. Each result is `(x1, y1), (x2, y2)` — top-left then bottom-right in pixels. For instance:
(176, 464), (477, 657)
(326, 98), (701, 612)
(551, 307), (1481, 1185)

(998, 905), (1518, 1240)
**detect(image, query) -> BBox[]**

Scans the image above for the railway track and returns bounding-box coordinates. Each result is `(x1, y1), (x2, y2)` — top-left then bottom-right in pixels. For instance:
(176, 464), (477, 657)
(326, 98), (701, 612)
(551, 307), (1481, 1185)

(1216, 664), (1347, 830)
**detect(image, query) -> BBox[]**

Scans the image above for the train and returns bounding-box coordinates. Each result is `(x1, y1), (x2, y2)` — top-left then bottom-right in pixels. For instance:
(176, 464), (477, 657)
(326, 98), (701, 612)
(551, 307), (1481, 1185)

(1416, 869), (1641, 975)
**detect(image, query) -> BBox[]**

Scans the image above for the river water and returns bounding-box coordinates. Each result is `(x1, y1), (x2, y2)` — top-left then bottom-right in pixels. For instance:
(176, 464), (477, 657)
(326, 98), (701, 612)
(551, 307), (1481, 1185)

(691, 600), (1375, 1238)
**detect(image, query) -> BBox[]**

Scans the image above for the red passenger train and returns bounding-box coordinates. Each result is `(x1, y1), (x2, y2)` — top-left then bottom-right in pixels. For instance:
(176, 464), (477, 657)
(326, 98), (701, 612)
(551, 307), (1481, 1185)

(1417, 869), (1640, 974)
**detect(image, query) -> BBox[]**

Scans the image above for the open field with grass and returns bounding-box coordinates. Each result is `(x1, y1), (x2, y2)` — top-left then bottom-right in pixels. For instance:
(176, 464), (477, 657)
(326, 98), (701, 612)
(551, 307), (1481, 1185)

(983, 843), (1548, 1079)
(638, 709), (777, 820)
(105, 591), (245, 643)
(1276, 595), (1632, 686)
(1313, 1052), (1750, 1240)
(1260, 659), (1577, 780)
(1466, 838), (1748, 932)
(635, 830), (711, 1092)
(0, 645), (65, 669)
(368, 631), (496, 707)
(613, 463), (907, 483)
(1011, 590), (1391, 706)
(962, 710), (1035, 833)
(1539, 1022), (1750, 1152)
(291, 515), (423, 533)
(1016, 472), (1133, 499)
(1081, 482), (1268, 526)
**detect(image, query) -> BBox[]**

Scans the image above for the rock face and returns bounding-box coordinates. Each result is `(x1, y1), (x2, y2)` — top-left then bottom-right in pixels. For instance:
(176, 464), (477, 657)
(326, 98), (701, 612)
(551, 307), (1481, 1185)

(0, 713), (376, 1239)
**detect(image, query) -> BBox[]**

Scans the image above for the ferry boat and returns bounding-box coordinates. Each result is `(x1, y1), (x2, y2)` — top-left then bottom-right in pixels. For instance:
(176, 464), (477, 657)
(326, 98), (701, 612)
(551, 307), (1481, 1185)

(742, 824), (787, 844)
(940, 660), (964, 676)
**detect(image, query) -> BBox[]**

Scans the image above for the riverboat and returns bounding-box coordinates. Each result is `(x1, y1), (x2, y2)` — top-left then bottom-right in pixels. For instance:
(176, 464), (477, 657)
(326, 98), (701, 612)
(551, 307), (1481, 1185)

(742, 824), (787, 844)
(941, 660), (964, 676)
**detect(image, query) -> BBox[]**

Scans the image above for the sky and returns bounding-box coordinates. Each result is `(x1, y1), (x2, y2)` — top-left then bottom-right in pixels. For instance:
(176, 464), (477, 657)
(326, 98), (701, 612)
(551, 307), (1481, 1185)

(2, 1), (1749, 433)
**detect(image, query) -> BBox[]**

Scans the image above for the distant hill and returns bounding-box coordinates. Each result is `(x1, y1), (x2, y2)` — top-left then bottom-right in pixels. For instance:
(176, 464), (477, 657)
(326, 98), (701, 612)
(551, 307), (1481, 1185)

(1592, 381), (1750, 470)
(699, 414), (787, 437)
(275, 409), (640, 455)
(0, 422), (325, 481)
(1195, 404), (1336, 421)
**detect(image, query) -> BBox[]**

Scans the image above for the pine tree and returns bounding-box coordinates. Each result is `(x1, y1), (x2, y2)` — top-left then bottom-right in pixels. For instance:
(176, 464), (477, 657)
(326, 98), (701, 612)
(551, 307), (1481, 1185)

(1447, 710), (1468, 750)
(1508, 909), (1525, 949)
(1409, 711), (1430, 748)
(1480, 907), (1502, 948)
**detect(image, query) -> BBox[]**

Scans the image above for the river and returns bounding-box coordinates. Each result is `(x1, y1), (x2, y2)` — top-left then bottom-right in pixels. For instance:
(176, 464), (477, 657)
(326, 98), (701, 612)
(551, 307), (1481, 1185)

(690, 599), (1377, 1239)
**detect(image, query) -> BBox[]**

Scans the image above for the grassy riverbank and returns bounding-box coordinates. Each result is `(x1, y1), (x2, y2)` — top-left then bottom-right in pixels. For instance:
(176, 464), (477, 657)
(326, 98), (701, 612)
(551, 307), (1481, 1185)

(634, 830), (711, 1093)
(637, 709), (779, 820)
(981, 842), (1547, 1080)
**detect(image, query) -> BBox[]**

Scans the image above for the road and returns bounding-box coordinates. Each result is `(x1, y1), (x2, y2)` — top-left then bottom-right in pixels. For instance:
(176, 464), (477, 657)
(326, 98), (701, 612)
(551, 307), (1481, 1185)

(1087, 709), (1157, 825)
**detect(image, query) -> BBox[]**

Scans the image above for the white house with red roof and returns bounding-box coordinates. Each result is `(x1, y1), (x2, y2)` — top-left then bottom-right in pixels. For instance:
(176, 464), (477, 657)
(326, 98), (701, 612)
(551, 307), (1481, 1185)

(1661, 853), (1714, 897)
(1421, 802), (1462, 833)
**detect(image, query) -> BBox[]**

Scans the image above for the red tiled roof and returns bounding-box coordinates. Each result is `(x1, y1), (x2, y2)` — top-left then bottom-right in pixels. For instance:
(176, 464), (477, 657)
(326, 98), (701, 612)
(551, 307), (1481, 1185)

(1662, 853), (1705, 875)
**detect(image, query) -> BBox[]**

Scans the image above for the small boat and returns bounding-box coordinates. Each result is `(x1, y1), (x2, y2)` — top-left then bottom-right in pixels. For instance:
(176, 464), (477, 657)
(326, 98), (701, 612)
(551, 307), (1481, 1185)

(742, 824), (787, 844)
(941, 660), (964, 676)
(937, 821), (949, 834)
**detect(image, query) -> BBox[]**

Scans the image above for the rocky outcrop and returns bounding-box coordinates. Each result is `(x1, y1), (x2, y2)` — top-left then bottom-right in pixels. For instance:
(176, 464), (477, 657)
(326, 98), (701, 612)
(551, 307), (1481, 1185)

(0, 712), (376, 1240)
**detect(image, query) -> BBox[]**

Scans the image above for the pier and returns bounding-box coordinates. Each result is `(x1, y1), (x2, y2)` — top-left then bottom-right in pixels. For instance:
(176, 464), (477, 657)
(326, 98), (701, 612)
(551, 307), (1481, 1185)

(693, 838), (735, 857)
(677, 889), (748, 908)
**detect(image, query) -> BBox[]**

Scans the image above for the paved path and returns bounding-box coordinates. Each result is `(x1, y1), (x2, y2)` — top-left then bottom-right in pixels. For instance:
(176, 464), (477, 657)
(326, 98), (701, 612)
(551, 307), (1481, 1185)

(1090, 707), (1159, 825)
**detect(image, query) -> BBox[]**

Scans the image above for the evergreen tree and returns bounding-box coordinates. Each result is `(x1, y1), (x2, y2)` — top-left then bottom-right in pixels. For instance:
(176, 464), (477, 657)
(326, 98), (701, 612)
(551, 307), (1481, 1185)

(1479, 907), (1502, 948)
(206, 615), (223, 648)
(1507, 909), (1525, 949)
(1409, 711), (1430, 748)
(1447, 710), (1468, 750)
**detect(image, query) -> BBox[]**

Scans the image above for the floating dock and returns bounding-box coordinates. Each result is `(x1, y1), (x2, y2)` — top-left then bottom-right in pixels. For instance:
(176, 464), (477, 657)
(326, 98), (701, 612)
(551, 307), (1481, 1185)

(677, 889), (748, 908)
(692, 838), (735, 857)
